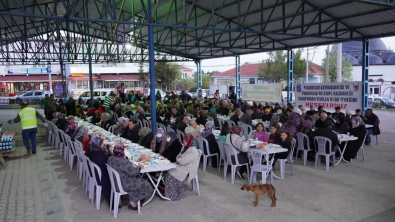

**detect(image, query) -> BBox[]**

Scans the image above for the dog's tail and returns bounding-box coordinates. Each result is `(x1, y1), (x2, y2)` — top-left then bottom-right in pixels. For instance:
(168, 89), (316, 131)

(271, 185), (277, 200)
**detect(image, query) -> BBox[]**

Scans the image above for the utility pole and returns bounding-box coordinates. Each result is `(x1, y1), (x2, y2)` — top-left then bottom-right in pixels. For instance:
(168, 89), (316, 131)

(337, 43), (342, 82)
(326, 45), (330, 82)
(306, 47), (309, 83)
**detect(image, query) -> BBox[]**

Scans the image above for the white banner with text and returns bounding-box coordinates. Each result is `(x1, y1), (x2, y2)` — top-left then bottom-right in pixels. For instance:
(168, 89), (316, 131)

(242, 84), (282, 102)
(295, 82), (362, 110)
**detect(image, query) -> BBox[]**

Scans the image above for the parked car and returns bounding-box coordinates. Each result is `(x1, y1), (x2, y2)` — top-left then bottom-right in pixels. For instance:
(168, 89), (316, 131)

(14, 90), (51, 104)
(74, 89), (116, 102)
(369, 96), (395, 109)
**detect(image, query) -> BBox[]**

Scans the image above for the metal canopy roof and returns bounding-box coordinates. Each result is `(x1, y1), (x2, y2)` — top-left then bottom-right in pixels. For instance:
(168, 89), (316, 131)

(1, 0), (395, 64)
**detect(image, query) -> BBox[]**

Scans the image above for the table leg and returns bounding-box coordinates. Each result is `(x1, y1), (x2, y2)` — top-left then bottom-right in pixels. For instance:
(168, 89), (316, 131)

(279, 160), (285, 179)
(335, 142), (348, 166)
(0, 156), (6, 165)
(143, 172), (171, 206)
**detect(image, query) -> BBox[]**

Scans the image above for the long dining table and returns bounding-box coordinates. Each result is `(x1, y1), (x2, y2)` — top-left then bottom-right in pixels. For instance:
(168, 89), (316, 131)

(75, 117), (176, 205)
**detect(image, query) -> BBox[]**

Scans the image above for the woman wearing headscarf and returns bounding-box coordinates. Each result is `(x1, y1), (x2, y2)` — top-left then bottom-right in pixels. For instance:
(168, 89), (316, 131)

(280, 113), (301, 138)
(299, 119), (314, 136)
(107, 143), (153, 210)
(200, 123), (220, 168)
(195, 111), (206, 126)
(99, 113), (115, 131)
(85, 137), (112, 208)
(161, 129), (182, 163)
(136, 107), (147, 122)
(138, 127), (154, 149)
(165, 135), (199, 200)
(82, 133), (96, 151)
(343, 116), (367, 161)
(71, 126), (89, 142)
(225, 126), (251, 178)
(114, 117), (128, 136)
(334, 115), (350, 135)
(65, 115), (78, 136)
(151, 128), (166, 153)
(123, 119), (141, 143)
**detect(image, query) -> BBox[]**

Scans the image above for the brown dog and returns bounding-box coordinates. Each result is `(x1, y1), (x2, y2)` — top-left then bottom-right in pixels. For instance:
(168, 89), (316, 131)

(241, 183), (277, 207)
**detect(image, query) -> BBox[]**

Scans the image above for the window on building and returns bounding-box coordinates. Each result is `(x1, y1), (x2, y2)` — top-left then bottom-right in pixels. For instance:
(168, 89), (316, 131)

(182, 73), (188, 79)
(249, 78), (255, 84)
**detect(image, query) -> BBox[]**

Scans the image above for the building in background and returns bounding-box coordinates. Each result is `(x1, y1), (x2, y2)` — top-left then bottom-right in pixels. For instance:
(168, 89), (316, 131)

(180, 66), (194, 79)
(339, 38), (395, 99)
(212, 62), (323, 88)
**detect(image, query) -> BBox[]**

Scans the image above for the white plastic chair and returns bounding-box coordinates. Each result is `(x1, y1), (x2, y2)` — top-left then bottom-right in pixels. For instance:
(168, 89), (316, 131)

(314, 136), (336, 171)
(217, 140), (227, 175)
(248, 149), (273, 184)
(112, 112), (119, 122)
(196, 137), (218, 172)
(87, 159), (102, 210)
(142, 119), (151, 128)
(248, 130), (257, 139)
(68, 138), (78, 170)
(190, 149), (202, 196)
(295, 132), (313, 165)
(237, 121), (245, 127)
(82, 154), (92, 194)
(227, 120), (236, 127)
(74, 141), (85, 180)
(277, 138), (296, 178)
(207, 116), (214, 122)
(218, 119), (226, 131)
(58, 130), (66, 157)
(354, 131), (368, 162)
(136, 119), (143, 128)
(223, 144), (250, 184)
(63, 134), (71, 162)
(187, 113), (194, 118)
(176, 129), (185, 144)
(107, 164), (140, 217)
(158, 123), (166, 133)
(108, 125), (116, 134)
(240, 124), (252, 138)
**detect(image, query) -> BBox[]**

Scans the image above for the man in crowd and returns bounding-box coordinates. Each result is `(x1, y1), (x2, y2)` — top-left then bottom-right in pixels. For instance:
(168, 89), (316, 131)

(252, 107), (264, 120)
(272, 103), (281, 114)
(214, 90), (220, 101)
(363, 109), (380, 145)
(103, 92), (116, 112)
(314, 112), (328, 128)
(240, 107), (253, 126)
(185, 102), (195, 116)
(45, 94), (55, 120)
(261, 108), (272, 122)
(332, 107), (345, 120)
(311, 111), (320, 123)
(229, 90), (236, 104)
(355, 109), (362, 117)
(177, 115), (189, 133)
(164, 92), (171, 104)
(310, 120), (339, 161)
(9, 102), (47, 155)
(40, 94), (48, 111)
(306, 105), (316, 116)
(185, 120), (201, 139)
(220, 101), (229, 116)
(318, 106), (324, 114)
(230, 108), (242, 124)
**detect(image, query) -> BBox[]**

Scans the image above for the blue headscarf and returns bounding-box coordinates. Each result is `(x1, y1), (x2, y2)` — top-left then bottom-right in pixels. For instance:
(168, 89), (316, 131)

(201, 122), (213, 138)
(156, 128), (165, 143)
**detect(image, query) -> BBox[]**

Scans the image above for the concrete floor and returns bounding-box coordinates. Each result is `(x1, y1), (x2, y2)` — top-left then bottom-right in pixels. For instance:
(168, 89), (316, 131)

(1, 109), (395, 222)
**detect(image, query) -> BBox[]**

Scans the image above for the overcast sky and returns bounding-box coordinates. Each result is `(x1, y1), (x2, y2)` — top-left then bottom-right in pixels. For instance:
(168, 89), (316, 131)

(179, 36), (395, 73)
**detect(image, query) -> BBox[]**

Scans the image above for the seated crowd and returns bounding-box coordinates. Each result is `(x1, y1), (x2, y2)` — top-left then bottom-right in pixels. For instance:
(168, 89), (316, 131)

(48, 89), (380, 211)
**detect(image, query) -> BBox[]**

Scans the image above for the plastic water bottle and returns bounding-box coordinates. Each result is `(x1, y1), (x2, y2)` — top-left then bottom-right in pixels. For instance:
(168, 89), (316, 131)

(270, 144), (273, 149)
(242, 135), (245, 140)
(150, 160), (155, 166)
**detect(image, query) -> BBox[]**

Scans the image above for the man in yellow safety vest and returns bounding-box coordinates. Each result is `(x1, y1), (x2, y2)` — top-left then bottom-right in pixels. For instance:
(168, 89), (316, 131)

(8, 102), (47, 155)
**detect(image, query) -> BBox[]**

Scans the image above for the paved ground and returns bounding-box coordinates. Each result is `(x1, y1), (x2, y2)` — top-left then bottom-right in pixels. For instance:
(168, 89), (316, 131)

(0, 109), (395, 222)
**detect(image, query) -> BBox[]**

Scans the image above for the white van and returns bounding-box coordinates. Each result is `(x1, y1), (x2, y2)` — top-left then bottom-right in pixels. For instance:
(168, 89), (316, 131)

(74, 89), (116, 102)
(368, 96), (395, 109)
(143, 88), (166, 100)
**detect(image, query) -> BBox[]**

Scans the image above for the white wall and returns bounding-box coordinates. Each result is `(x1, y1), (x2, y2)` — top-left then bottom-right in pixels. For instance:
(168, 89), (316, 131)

(351, 65), (395, 82)
(69, 63), (149, 74)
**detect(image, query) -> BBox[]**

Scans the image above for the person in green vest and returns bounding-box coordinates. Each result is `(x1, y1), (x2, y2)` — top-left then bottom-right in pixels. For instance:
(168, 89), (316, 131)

(8, 102), (47, 155)
(40, 94), (49, 110)
(103, 92), (116, 112)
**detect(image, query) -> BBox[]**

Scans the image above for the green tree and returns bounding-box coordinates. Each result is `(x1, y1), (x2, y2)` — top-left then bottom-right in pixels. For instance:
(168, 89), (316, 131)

(154, 60), (181, 90)
(138, 61), (146, 83)
(258, 49), (306, 83)
(178, 78), (195, 91)
(321, 45), (353, 82)
(193, 73), (211, 89)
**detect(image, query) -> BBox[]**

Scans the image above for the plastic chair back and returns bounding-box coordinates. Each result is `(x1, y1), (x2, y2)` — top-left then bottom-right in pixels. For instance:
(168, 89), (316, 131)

(142, 119), (151, 128)
(314, 136), (333, 155)
(227, 120), (236, 127)
(217, 140), (225, 159)
(106, 164), (127, 194)
(112, 112), (119, 122)
(287, 138), (297, 160)
(88, 159), (102, 186)
(187, 113), (194, 118)
(108, 125), (116, 134)
(158, 123), (166, 133)
(207, 116), (214, 122)
(195, 149), (203, 172)
(176, 129), (185, 144)
(196, 137), (211, 155)
(218, 119), (226, 131)
(248, 149), (270, 172)
(237, 121), (245, 127)
(241, 124), (252, 138)
(224, 143), (240, 166)
(296, 132), (311, 150)
(248, 130), (257, 139)
(136, 119), (143, 128)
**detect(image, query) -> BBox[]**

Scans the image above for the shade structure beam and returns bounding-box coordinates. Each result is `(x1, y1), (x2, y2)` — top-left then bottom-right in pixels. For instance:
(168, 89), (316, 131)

(287, 49), (293, 104)
(362, 38), (369, 112)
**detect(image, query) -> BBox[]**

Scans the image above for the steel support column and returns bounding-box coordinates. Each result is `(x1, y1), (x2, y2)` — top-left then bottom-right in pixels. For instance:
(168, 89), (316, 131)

(195, 59), (202, 93)
(362, 38), (369, 112)
(148, 0), (157, 134)
(287, 49), (294, 104)
(235, 55), (241, 102)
